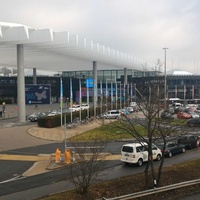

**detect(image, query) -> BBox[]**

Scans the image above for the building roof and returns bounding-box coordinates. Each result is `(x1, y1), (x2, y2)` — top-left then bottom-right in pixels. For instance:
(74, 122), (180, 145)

(0, 22), (144, 72)
(167, 69), (193, 75)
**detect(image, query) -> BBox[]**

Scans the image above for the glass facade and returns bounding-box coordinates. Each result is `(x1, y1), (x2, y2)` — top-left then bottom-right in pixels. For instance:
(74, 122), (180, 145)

(62, 69), (136, 83)
(2, 69), (200, 104)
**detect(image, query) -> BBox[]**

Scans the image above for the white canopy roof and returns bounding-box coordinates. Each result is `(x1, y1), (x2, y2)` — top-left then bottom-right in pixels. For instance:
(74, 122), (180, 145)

(0, 22), (143, 72)
(167, 69), (193, 75)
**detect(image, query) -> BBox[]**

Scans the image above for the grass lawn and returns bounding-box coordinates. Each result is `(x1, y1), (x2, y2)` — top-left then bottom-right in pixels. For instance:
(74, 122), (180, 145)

(68, 121), (147, 141)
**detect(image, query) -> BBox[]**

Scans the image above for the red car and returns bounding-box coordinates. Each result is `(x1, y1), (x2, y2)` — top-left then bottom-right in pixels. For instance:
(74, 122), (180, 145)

(177, 112), (191, 119)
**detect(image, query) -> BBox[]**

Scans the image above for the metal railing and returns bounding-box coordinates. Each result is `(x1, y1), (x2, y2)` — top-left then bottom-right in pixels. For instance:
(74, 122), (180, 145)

(101, 178), (200, 200)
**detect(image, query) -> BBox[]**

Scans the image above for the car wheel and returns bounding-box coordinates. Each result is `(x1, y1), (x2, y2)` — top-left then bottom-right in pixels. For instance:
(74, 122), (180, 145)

(156, 154), (161, 161)
(138, 158), (143, 167)
(168, 152), (173, 158)
(182, 147), (186, 153)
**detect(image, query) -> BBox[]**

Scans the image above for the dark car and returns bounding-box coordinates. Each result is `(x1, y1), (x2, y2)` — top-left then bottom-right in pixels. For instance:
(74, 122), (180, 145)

(161, 111), (174, 119)
(27, 112), (46, 122)
(187, 118), (200, 127)
(158, 141), (186, 158)
(177, 134), (198, 149)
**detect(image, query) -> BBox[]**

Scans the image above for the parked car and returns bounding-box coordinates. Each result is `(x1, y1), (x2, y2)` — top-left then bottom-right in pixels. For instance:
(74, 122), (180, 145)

(177, 134), (198, 149)
(177, 112), (191, 119)
(81, 104), (89, 110)
(157, 141), (186, 158)
(161, 111), (174, 119)
(121, 142), (162, 166)
(27, 112), (46, 122)
(102, 110), (121, 119)
(130, 102), (137, 107)
(185, 111), (199, 118)
(47, 109), (61, 116)
(166, 106), (175, 115)
(174, 106), (187, 114)
(172, 102), (182, 110)
(129, 102), (140, 111)
(126, 107), (134, 113)
(68, 105), (81, 112)
(187, 118), (200, 127)
(187, 106), (197, 112)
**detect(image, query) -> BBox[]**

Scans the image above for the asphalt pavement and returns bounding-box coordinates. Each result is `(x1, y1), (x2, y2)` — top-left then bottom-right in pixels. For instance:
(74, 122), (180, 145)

(0, 104), (122, 199)
(0, 104), (200, 200)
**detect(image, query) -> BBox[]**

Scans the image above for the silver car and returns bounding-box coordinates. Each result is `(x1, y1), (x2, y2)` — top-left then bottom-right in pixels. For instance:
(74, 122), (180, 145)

(27, 112), (46, 122)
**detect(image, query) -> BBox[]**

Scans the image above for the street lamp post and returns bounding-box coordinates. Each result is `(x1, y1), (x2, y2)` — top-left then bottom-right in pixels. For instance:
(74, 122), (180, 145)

(163, 47), (168, 109)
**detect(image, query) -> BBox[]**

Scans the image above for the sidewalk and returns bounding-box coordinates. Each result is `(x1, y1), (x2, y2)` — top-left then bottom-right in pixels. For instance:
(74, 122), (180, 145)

(27, 119), (103, 142)
(0, 103), (120, 178)
(1, 119), (119, 177)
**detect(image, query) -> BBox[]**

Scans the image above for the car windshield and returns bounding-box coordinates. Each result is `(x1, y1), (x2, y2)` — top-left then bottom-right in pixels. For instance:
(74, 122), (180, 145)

(178, 137), (187, 142)
(167, 143), (176, 147)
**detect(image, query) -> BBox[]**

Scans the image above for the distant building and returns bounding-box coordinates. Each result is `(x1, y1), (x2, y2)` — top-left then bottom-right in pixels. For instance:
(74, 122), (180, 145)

(0, 69), (200, 104)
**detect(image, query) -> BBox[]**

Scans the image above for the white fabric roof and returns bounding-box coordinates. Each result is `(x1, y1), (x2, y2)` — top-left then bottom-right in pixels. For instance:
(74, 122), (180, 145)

(167, 69), (193, 75)
(0, 22), (143, 72)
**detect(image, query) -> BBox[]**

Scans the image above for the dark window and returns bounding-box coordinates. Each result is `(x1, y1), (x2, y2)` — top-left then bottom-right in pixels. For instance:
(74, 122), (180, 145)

(122, 146), (133, 153)
(136, 146), (144, 152)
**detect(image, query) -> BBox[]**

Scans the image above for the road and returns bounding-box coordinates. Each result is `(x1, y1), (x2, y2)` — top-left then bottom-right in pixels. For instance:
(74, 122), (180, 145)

(0, 148), (200, 199)
(1, 114), (200, 199)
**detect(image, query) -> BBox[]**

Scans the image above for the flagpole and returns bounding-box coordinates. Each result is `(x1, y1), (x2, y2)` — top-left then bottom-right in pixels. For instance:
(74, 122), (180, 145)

(115, 82), (118, 110)
(100, 80), (103, 114)
(130, 82), (133, 102)
(111, 80), (113, 110)
(79, 78), (82, 122)
(192, 85), (194, 99)
(60, 76), (63, 126)
(70, 78), (73, 123)
(106, 80), (108, 112)
(87, 81), (89, 118)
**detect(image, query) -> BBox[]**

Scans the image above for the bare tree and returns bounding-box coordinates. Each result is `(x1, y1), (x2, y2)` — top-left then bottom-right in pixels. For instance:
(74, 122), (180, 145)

(12, 68), (17, 74)
(66, 137), (107, 196)
(0, 67), (11, 76)
(117, 81), (184, 188)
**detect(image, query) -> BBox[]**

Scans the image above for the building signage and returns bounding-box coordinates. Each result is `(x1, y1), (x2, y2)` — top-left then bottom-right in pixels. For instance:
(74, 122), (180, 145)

(25, 84), (51, 104)
(86, 78), (93, 88)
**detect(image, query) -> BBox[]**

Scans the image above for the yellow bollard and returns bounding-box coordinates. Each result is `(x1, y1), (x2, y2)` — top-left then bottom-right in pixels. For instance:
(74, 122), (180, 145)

(64, 149), (71, 164)
(55, 148), (61, 163)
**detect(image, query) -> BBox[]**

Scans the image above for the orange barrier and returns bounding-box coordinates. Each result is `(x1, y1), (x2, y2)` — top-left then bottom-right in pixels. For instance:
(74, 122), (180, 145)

(64, 149), (71, 164)
(55, 148), (61, 163)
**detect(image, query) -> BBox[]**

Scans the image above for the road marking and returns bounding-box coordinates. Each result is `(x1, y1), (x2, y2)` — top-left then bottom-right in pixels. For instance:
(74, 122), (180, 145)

(0, 175), (26, 184)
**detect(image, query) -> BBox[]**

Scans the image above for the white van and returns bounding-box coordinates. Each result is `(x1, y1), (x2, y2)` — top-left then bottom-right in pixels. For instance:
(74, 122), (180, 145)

(103, 110), (121, 119)
(130, 102), (137, 107)
(172, 103), (182, 110)
(121, 142), (162, 166)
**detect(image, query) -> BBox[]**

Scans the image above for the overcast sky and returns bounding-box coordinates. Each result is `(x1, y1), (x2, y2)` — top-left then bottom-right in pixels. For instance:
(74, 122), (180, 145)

(0, 0), (199, 74)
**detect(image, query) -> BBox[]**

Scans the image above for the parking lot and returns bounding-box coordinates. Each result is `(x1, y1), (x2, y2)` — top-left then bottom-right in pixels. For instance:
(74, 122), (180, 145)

(0, 103), (62, 119)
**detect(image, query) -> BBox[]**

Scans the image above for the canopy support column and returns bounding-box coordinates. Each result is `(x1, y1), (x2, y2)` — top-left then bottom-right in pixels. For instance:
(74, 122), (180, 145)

(124, 68), (127, 85)
(17, 44), (26, 122)
(33, 68), (37, 84)
(93, 61), (97, 117)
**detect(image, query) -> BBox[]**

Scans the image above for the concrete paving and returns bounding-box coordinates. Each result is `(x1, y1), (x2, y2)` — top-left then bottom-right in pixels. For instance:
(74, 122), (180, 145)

(1, 105), (200, 200)
(27, 118), (103, 142)
(0, 106), (118, 177)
